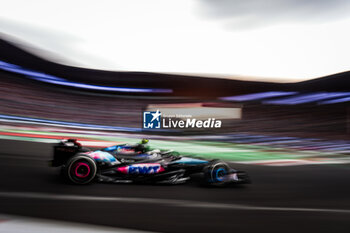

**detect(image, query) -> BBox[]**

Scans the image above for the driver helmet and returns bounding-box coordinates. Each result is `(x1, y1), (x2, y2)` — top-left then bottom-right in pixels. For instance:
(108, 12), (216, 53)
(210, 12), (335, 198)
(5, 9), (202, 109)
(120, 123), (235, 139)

(141, 138), (149, 144)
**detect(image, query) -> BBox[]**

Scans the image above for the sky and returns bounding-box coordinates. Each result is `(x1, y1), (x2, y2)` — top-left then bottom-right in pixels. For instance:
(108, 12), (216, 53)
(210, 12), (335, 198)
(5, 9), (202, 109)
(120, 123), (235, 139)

(0, 0), (350, 82)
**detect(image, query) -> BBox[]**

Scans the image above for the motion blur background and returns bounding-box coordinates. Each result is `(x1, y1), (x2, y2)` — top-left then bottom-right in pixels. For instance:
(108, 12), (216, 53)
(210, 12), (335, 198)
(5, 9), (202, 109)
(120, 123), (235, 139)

(0, 1), (350, 233)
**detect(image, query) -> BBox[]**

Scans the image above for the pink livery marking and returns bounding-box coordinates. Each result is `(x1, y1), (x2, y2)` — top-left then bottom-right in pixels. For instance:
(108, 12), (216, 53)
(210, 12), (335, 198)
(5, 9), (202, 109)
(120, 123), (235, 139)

(118, 148), (137, 154)
(85, 151), (117, 163)
(117, 163), (165, 174)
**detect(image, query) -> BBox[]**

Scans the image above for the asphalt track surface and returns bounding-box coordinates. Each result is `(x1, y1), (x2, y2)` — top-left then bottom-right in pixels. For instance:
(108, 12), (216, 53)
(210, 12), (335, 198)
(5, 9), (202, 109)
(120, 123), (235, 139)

(1, 140), (350, 232)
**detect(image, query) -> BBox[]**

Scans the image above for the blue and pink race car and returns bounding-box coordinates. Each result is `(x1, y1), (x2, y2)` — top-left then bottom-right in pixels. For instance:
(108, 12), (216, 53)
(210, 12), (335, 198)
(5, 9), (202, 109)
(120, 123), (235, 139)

(51, 139), (250, 186)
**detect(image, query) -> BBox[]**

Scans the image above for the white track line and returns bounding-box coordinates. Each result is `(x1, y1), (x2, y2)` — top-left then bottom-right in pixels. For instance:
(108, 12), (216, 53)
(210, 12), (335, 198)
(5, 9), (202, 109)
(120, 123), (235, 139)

(0, 214), (154, 233)
(0, 191), (349, 214)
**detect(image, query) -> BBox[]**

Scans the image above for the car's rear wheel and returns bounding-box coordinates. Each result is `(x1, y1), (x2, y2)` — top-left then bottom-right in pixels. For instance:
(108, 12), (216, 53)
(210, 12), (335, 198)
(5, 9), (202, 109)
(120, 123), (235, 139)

(64, 155), (97, 184)
(79, 147), (91, 152)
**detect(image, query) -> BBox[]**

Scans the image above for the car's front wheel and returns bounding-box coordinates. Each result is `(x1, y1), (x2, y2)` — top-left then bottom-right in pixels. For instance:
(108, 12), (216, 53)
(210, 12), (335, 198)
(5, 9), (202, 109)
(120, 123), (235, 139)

(203, 161), (230, 186)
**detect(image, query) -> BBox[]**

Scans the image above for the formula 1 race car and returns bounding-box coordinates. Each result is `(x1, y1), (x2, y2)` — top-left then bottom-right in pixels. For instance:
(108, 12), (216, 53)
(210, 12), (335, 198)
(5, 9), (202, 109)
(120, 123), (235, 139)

(51, 139), (250, 186)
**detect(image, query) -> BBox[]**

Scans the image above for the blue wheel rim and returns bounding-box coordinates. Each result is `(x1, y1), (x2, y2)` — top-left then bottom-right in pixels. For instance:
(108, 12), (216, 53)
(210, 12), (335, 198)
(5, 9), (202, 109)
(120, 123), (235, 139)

(215, 168), (226, 182)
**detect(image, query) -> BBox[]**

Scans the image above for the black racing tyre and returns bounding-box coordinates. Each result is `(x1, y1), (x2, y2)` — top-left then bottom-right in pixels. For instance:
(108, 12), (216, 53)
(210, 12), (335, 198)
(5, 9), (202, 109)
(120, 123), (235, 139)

(64, 154), (97, 184)
(79, 147), (91, 152)
(203, 161), (230, 186)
